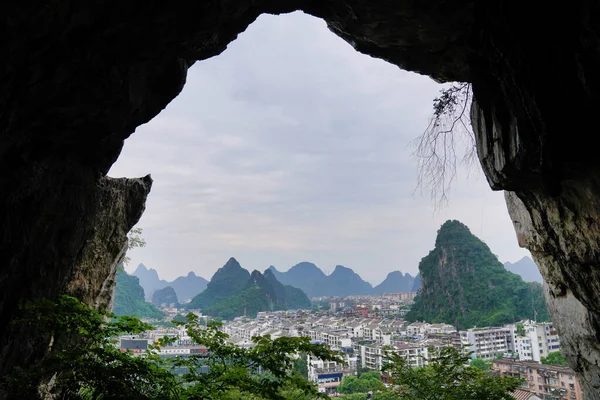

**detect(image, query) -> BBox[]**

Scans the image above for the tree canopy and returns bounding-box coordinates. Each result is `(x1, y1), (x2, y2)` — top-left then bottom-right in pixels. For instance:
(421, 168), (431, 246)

(541, 351), (568, 366)
(382, 346), (523, 400)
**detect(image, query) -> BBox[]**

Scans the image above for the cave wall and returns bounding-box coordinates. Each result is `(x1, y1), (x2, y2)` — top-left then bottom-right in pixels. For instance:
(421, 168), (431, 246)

(3, 0), (600, 397)
(469, 1), (600, 397)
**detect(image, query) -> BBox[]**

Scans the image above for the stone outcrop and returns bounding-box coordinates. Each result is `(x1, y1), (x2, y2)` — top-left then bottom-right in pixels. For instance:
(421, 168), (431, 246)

(3, 0), (600, 397)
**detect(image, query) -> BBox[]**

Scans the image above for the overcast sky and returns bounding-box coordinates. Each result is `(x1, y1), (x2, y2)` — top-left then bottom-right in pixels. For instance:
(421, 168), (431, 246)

(109, 12), (529, 285)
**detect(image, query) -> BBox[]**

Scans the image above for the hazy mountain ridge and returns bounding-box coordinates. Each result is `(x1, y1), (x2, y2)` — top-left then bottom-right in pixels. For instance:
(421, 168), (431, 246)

(269, 262), (415, 298)
(133, 264), (208, 303)
(504, 256), (543, 283)
(373, 271), (415, 294)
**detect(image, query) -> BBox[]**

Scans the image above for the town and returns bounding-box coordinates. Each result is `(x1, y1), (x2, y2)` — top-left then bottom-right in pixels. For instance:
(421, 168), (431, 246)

(119, 293), (582, 400)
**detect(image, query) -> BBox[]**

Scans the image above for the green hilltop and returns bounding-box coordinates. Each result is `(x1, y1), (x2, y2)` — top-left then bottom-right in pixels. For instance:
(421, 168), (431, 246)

(113, 266), (165, 320)
(186, 258), (311, 320)
(407, 220), (548, 329)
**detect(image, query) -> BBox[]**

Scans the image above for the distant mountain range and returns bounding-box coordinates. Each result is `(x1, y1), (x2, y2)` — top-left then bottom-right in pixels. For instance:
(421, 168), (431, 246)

(186, 258), (311, 319)
(268, 263), (415, 298)
(133, 264), (208, 303)
(504, 256), (543, 283)
(373, 271), (415, 294)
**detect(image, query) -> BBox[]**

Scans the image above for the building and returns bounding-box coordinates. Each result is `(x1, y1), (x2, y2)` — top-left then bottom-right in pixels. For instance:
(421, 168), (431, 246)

(493, 359), (584, 400)
(514, 321), (561, 362)
(460, 326), (515, 359)
(307, 352), (357, 394)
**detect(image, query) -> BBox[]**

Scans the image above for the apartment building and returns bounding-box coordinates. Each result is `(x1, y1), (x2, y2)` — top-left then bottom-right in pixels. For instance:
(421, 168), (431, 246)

(493, 359), (583, 400)
(460, 326), (515, 359)
(307, 352), (357, 394)
(357, 341), (446, 371)
(514, 321), (561, 362)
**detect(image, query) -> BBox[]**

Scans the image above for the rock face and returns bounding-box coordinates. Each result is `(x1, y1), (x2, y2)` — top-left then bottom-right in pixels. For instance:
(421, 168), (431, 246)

(3, 1), (600, 396)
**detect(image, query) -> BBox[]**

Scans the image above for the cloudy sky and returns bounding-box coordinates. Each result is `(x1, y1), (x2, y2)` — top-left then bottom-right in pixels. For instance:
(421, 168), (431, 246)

(109, 12), (529, 285)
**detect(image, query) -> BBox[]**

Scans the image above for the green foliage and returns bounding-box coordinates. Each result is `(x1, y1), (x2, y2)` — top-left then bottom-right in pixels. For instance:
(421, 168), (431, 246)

(3, 297), (342, 400)
(172, 314), (188, 324)
(188, 260), (311, 320)
(186, 258), (251, 310)
(469, 358), (492, 371)
(406, 220), (549, 329)
(541, 351), (568, 366)
(383, 346), (522, 400)
(340, 393), (397, 400)
(172, 314), (342, 399)
(293, 357), (308, 379)
(337, 371), (385, 394)
(2, 295), (178, 399)
(113, 266), (165, 319)
(122, 226), (147, 266)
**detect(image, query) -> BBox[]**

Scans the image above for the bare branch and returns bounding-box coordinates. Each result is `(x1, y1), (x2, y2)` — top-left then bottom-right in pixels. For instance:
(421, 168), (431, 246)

(412, 83), (476, 208)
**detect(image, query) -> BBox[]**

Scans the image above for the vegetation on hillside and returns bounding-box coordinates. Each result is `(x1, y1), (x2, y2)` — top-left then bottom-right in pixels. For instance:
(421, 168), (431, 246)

(113, 266), (165, 319)
(188, 259), (311, 320)
(186, 258), (251, 310)
(151, 286), (180, 308)
(407, 220), (549, 329)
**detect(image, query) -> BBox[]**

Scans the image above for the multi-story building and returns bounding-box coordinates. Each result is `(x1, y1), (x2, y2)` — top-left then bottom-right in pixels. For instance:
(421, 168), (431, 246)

(307, 352), (357, 394)
(357, 341), (445, 371)
(493, 359), (584, 400)
(514, 321), (561, 362)
(460, 326), (515, 359)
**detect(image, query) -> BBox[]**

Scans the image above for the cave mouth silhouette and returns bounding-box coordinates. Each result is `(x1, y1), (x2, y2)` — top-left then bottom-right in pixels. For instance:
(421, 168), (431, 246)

(3, 2), (600, 398)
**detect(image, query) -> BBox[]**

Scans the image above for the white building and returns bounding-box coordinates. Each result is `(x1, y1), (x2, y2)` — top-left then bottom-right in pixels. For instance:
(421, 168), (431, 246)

(307, 353), (357, 394)
(460, 326), (515, 359)
(513, 320), (561, 362)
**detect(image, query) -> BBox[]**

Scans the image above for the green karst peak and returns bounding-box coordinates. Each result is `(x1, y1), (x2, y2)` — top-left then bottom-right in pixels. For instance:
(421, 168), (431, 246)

(406, 220), (548, 329)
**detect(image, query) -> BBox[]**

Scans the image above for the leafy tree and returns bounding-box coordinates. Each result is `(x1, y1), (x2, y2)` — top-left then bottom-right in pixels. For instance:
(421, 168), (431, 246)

(293, 357), (308, 379)
(122, 226), (146, 266)
(337, 371), (385, 394)
(541, 351), (568, 366)
(2, 295), (178, 399)
(2, 296), (342, 400)
(382, 346), (522, 400)
(172, 314), (342, 399)
(469, 358), (492, 371)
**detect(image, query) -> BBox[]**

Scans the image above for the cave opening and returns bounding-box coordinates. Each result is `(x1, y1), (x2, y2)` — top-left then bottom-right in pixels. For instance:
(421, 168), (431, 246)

(3, 2), (600, 398)
(109, 12), (519, 282)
